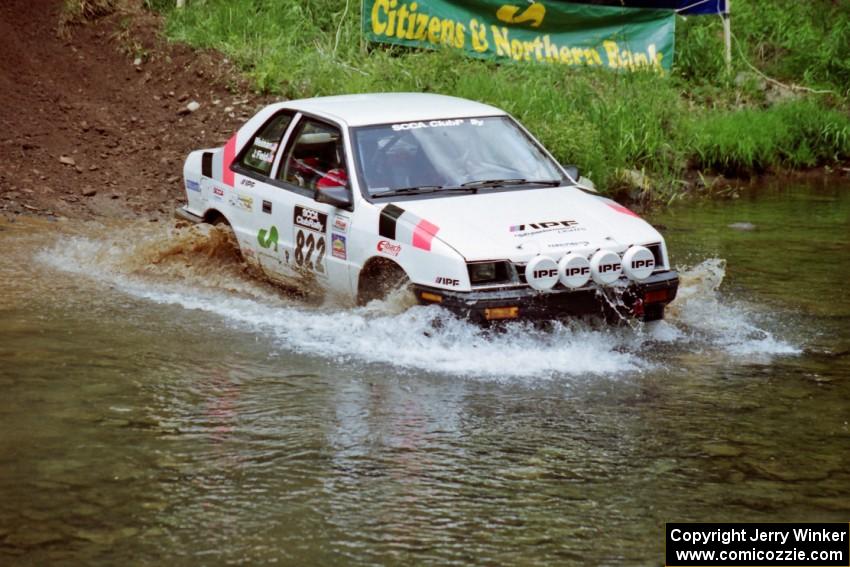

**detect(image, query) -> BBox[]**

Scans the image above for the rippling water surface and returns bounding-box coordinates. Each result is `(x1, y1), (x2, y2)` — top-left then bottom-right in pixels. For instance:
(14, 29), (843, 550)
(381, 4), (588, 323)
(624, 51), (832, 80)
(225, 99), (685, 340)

(1, 180), (848, 565)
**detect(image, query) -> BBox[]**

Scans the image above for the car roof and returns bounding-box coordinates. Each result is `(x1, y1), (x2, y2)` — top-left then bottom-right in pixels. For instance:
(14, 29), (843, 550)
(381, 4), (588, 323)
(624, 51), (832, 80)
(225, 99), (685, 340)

(272, 93), (507, 127)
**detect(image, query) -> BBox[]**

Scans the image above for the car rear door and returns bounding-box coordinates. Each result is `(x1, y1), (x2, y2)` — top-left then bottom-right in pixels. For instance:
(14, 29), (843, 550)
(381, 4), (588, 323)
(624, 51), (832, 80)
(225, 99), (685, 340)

(228, 110), (296, 278)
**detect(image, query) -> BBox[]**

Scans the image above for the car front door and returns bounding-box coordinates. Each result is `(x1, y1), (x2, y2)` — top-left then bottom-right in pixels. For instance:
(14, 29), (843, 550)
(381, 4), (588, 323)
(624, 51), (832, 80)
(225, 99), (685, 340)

(264, 115), (354, 296)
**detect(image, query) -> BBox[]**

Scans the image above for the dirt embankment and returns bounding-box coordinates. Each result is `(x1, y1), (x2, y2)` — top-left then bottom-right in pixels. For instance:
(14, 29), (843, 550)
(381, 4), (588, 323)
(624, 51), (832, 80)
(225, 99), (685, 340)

(0, 0), (271, 221)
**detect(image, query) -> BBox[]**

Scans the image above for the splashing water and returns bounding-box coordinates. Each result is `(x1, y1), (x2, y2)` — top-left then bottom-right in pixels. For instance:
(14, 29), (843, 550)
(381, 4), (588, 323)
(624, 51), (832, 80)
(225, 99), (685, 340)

(669, 258), (800, 357)
(37, 222), (800, 378)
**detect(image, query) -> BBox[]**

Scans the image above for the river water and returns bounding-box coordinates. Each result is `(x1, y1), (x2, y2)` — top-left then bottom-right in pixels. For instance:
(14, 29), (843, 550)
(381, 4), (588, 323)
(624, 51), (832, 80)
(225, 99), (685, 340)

(1, 180), (848, 565)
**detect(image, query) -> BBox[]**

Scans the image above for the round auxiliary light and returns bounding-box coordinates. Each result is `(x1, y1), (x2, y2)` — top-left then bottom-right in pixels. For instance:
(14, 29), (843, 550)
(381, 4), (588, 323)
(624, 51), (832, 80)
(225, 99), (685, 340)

(622, 245), (656, 281)
(558, 253), (591, 289)
(525, 256), (559, 291)
(589, 250), (623, 285)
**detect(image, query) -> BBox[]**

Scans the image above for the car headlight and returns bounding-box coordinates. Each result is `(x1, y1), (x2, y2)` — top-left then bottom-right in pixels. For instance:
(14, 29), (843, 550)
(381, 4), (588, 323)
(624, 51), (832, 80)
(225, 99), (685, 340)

(467, 261), (508, 284)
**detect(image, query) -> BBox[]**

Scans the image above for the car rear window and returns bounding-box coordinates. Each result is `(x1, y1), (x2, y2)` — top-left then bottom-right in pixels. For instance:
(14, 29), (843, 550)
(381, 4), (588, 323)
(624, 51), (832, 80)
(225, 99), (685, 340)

(239, 113), (293, 176)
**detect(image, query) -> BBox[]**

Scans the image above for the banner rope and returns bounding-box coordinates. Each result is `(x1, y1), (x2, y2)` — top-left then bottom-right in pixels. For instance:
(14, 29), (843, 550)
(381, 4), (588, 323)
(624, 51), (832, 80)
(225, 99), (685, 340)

(725, 15), (835, 95)
(677, 3), (834, 95)
(675, 0), (719, 14)
(333, 0), (352, 57)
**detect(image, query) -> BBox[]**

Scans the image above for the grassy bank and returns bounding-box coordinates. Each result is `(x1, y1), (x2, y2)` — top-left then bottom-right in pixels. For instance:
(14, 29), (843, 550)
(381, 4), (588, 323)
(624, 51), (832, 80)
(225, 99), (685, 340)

(145, 0), (849, 198)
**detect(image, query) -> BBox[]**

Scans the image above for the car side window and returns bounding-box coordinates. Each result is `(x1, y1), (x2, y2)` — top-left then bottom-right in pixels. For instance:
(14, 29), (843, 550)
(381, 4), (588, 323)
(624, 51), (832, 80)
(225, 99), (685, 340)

(278, 119), (349, 192)
(238, 113), (293, 176)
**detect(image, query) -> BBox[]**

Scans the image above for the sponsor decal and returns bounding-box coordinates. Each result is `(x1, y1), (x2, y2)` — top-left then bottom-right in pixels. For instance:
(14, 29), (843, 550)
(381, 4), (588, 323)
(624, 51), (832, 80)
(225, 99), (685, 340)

(331, 233), (347, 260)
(565, 266), (590, 277)
(240, 178), (256, 188)
(548, 240), (590, 249)
(262, 200), (272, 214)
(510, 220), (578, 232)
(229, 194), (253, 212)
(533, 268), (559, 279)
(391, 119), (464, 131)
(632, 258), (654, 269)
(510, 219), (584, 238)
(436, 276), (460, 286)
(333, 214), (349, 233)
(377, 240), (401, 256)
(212, 186), (225, 201)
(258, 225), (279, 251)
(294, 205), (328, 233)
(598, 262), (621, 274)
(186, 179), (200, 192)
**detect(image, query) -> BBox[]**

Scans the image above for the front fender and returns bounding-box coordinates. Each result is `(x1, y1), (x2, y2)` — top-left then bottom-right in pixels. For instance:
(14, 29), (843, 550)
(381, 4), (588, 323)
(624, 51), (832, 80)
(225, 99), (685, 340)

(393, 232), (470, 291)
(352, 202), (471, 293)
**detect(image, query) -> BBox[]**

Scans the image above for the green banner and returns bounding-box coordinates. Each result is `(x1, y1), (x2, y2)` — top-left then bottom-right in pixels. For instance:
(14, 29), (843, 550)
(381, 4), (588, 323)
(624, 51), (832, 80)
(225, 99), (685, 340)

(362, 0), (676, 72)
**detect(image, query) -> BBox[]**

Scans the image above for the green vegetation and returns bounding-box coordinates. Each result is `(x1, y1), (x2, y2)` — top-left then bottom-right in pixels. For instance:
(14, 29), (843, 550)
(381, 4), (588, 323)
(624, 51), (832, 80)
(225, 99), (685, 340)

(149, 0), (849, 198)
(691, 100), (850, 174)
(60, 0), (116, 30)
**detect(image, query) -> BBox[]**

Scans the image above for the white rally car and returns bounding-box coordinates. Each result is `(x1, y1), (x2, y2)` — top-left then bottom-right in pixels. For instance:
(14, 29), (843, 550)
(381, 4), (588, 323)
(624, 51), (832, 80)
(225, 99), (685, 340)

(176, 93), (678, 323)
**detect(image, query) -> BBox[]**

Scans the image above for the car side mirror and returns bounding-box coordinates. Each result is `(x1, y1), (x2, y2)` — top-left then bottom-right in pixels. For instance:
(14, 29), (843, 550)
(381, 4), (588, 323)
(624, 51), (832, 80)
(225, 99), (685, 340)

(315, 185), (353, 209)
(563, 165), (580, 183)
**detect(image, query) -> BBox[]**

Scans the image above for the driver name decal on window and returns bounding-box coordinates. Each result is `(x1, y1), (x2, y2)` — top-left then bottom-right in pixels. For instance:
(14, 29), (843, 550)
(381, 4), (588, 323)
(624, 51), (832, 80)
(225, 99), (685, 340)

(239, 113), (292, 176)
(250, 138), (279, 164)
(391, 119), (465, 131)
(251, 149), (275, 163)
(253, 138), (278, 151)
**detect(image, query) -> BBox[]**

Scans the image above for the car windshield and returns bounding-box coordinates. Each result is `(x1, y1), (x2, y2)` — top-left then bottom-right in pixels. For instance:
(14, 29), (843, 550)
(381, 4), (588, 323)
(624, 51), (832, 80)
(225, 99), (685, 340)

(352, 116), (565, 196)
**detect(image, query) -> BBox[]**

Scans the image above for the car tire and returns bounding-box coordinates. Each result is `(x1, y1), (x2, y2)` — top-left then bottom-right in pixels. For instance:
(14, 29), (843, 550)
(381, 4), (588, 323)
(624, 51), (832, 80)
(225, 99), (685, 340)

(357, 260), (410, 305)
(208, 216), (243, 262)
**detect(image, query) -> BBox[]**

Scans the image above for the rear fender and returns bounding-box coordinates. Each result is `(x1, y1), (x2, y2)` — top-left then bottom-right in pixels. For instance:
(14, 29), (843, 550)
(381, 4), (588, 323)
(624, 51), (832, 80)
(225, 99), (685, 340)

(182, 149), (211, 215)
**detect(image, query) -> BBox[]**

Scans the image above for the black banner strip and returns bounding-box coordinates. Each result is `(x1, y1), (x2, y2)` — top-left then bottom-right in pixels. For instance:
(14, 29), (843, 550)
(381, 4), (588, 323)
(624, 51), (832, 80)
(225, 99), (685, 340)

(379, 204), (405, 240)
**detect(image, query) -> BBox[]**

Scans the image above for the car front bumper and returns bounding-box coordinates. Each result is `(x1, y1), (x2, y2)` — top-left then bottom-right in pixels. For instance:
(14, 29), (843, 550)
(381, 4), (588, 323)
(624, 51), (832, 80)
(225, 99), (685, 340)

(412, 270), (679, 323)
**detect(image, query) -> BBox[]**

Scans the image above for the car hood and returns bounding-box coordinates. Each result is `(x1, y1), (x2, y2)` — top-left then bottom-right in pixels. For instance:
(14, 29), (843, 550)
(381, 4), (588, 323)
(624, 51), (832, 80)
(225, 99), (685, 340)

(390, 186), (664, 262)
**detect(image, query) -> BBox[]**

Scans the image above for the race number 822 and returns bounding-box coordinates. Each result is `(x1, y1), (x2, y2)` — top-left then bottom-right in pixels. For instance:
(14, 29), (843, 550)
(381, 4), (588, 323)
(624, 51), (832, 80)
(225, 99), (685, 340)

(294, 229), (325, 273)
